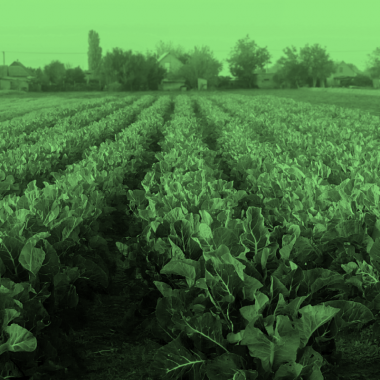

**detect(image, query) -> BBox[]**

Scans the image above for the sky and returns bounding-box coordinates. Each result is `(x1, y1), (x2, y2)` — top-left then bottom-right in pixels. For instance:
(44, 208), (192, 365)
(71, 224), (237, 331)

(1, 0), (379, 77)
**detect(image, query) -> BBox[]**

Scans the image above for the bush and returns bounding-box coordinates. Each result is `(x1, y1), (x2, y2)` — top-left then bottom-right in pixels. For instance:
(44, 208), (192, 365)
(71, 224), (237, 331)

(73, 83), (88, 91)
(86, 82), (102, 91)
(339, 77), (354, 87)
(104, 81), (124, 92)
(216, 76), (233, 89)
(230, 79), (250, 89)
(41, 83), (63, 92)
(28, 82), (42, 92)
(352, 74), (373, 88)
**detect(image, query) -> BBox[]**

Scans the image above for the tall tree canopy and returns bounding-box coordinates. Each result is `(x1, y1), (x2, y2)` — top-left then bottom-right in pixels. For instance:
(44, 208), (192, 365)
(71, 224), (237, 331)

(144, 41), (222, 89)
(274, 44), (336, 88)
(151, 40), (187, 60)
(96, 47), (166, 91)
(65, 66), (86, 85)
(298, 44), (336, 87)
(96, 48), (129, 87)
(142, 54), (168, 90)
(43, 60), (66, 85)
(175, 45), (223, 89)
(88, 30), (103, 80)
(25, 66), (50, 86)
(226, 34), (271, 88)
(273, 46), (312, 88)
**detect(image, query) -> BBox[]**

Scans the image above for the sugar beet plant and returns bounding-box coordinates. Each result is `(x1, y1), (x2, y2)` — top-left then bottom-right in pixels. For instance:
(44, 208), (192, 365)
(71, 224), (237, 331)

(121, 96), (380, 380)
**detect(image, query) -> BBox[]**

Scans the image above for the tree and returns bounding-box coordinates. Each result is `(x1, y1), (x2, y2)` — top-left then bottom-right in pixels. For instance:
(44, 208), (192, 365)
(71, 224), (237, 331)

(88, 30), (103, 81)
(96, 48), (128, 89)
(226, 34), (271, 89)
(273, 46), (312, 88)
(298, 44), (336, 87)
(120, 51), (148, 90)
(25, 66), (49, 84)
(273, 44), (337, 88)
(136, 49), (169, 90)
(119, 51), (168, 91)
(145, 41), (215, 90)
(95, 47), (166, 91)
(43, 60), (66, 86)
(65, 66), (86, 85)
(152, 40), (187, 60)
(143, 55), (168, 90)
(364, 47), (380, 79)
(176, 52), (192, 65)
(175, 45), (223, 89)
(24, 66), (50, 91)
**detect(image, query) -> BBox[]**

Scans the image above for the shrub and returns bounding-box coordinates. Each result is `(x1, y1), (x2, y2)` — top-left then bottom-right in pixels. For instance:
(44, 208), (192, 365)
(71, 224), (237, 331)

(73, 83), (88, 91)
(352, 74), (373, 88)
(41, 83), (62, 92)
(28, 82), (42, 92)
(86, 82), (102, 91)
(339, 77), (354, 87)
(104, 81), (124, 92)
(216, 76), (233, 89)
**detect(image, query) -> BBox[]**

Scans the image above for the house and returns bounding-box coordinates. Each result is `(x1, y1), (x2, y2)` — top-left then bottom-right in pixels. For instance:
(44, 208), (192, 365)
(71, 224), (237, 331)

(226, 62), (285, 89)
(322, 61), (365, 87)
(157, 52), (187, 91)
(253, 62), (285, 89)
(84, 69), (97, 84)
(0, 60), (35, 91)
(310, 61), (379, 88)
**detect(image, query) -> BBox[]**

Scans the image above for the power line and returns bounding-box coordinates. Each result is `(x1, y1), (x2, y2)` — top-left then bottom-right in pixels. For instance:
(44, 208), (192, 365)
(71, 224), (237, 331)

(2, 49), (376, 55)
(3, 51), (87, 55)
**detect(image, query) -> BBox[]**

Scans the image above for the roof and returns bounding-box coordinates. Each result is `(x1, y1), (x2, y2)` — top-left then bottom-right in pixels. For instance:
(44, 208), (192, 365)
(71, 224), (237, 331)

(327, 60), (366, 78)
(10, 60), (32, 75)
(10, 60), (24, 67)
(0, 60), (33, 78)
(157, 52), (171, 63)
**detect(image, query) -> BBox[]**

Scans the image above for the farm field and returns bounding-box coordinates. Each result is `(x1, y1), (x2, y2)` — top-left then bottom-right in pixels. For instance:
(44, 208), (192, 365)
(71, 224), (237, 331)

(1, 86), (380, 122)
(215, 87), (380, 119)
(1, 91), (380, 380)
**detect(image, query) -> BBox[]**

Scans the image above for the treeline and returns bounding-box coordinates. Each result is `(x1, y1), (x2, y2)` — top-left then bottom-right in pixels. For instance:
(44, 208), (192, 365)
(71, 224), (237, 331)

(24, 32), (380, 93)
(25, 31), (226, 93)
(25, 49), (171, 93)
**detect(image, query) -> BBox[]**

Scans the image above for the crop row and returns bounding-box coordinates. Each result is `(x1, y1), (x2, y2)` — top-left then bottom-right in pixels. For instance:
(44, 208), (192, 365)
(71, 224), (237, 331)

(0, 97), (134, 152)
(0, 96), (161, 198)
(1, 93), (380, 379)
(123, 94), (380, 379)
(0, 94), (173, 377)
(0, 96), (119, 139)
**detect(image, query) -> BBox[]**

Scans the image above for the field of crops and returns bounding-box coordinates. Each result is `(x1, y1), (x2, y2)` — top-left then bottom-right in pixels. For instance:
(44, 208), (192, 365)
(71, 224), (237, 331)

(1, 90), (380, 380)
